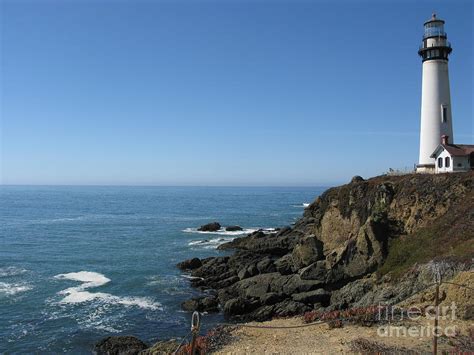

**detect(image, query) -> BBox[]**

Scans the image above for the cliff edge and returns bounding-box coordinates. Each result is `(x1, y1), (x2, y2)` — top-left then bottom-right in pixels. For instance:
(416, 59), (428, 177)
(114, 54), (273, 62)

(178, 172), (473, 321)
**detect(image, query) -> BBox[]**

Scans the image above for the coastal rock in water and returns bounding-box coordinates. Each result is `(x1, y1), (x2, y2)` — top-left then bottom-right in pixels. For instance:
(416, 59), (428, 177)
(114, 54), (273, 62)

(225, 225), (243, 231)
(219, 229), (301, 256)
(198, 222), (221, 232)
(177, 257), (202, 270)
(181, 296), (219, 312)
(95, 336), (148, 355)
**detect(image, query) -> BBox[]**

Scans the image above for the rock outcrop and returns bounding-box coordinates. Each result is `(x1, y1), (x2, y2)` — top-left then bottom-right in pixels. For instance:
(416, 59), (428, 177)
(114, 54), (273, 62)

(179, 172), (474, 321)
(198, 222), (221, 232)
(95, 336), (148, 355)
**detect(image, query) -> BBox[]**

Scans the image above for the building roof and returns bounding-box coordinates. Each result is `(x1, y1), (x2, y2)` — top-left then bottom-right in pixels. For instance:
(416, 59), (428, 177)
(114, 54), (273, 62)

(431, 143), (474, 158)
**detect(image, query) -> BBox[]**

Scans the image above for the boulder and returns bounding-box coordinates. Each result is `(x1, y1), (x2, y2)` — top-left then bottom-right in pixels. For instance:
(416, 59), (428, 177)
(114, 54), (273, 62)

(181, 296), (219, 313)
(177, 258), (202, 270)
(198, 222), (221, 232)
(272, 299), (311, 317)
(219, 230), (301, 255)
(291, 235), (324, 269)
(299, 260), (328, 281)
(95, 336), (148, 355)
(225, 225), (243, 231)
(274, 254), (294, 275)
(291, 289), (331, 305)
(223, 297), (259, 316)
(256, 257), (276, 274)
(330, 278), (375, 310)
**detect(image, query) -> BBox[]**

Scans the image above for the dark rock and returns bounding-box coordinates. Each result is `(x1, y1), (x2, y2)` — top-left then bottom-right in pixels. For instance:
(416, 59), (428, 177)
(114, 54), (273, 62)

(330, 278), (375, 310)
(272, 299), (311, 317)
(198, 222), (221, 232)
(291, 235), (324, 269)
(213, 276), (240, 289)
(351, 175), (365, 183)
(177, 257), (202, 270)
(274, 254), (294, 275)
(181, 296), (219, 313)
(271, 274), (323, 295)
(256, 257), (276, 274)
(234, 273), (276, 299)
(223, 297), (259, 316)
(292, 289), (331, 305)
(219, 230), (301, 255)
(95, 336), (148, 355)
(260, 292), (284, 305)
(225, 225), (243, 231)
(299, 261), (327, 281)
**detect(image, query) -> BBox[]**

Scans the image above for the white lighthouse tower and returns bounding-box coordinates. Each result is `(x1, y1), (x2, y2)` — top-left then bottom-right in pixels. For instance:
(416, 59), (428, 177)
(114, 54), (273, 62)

(416, 14), (454, 173)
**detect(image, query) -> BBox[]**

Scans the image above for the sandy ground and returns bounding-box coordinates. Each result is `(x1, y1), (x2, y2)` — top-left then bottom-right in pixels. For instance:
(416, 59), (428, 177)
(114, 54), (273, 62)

(213, 316), (473, 354)
(212, 271), (474, 354)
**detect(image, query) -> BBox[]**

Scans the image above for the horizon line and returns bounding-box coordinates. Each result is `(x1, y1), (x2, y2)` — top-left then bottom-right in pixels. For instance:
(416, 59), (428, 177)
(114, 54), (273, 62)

(0, 183), (336, 188)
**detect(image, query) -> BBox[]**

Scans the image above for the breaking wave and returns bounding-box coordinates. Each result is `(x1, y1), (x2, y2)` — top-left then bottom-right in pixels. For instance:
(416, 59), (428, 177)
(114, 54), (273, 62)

(185, 227), (277, 249)
(54, 271), (162, 310)
(182, 227), (258, 236)
(291, 203), (310, 208)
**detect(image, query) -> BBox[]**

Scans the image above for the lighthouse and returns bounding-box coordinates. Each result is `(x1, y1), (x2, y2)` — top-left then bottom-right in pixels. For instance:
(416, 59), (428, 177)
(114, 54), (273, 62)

(416, 14), (454, 173)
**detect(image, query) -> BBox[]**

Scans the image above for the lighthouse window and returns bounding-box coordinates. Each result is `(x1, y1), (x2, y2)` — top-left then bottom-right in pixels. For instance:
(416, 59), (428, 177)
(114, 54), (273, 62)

(441, 105), (448, 123)
(438, 157), (443, 168)
(445, 157), (450, 168)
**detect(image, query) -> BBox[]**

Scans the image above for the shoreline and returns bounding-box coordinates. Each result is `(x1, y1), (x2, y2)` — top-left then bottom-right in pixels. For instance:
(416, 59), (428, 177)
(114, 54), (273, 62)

(95, 172), (474, 354)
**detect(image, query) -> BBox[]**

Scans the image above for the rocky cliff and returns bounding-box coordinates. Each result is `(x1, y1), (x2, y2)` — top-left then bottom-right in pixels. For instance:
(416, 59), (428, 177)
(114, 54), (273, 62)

(178, 172), (474, 321)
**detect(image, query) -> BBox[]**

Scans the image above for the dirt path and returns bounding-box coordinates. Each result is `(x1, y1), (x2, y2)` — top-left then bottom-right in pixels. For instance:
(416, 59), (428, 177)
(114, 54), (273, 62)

(213, 316), (473, 354)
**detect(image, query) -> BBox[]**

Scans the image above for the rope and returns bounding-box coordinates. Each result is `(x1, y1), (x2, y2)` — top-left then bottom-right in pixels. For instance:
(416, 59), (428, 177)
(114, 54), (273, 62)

(441, 281), (474, 292)
(175, 279), (472, 333)
(240, 320), (326, 329)
(172, 330), (192, 355)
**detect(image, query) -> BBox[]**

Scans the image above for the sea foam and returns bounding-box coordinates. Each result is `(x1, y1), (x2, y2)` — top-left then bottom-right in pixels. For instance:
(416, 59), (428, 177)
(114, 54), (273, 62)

(0, 282), (32, 296)
(0, 266), (27, 278)
(182, 227), (258, 236)
(54, 271), (162, 310)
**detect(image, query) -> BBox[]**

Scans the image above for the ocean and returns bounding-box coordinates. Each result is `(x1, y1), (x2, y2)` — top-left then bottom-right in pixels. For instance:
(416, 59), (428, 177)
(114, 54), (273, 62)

(0, 186), (326, 353)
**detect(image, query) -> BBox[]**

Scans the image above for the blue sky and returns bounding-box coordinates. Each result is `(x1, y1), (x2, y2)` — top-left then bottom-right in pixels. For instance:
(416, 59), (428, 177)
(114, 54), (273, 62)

(1, 0), (472, 186)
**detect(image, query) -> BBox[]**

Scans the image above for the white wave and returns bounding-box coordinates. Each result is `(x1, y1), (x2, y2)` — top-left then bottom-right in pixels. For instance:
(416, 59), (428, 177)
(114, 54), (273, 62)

(54, 271), (111, 287)
(182, 227), (258, 236)
(0, 266), (27, 277)
(187, 236), (236, 249)
(183, 227), (276, 236)
(186, 227), (277, 249)
(54, 271), (162, 310)
(0, 282), (32, 296)
(292, 203), (310, 208)
(181, 274), (204, 280)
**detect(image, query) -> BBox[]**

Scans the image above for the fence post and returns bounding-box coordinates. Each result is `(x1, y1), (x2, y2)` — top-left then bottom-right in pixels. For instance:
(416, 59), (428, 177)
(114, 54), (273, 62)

(190, 311), (200, 355)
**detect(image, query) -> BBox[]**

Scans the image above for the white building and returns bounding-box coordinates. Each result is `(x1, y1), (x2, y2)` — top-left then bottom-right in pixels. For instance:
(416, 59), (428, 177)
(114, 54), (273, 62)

(430, 135), (474, 173)
(416, 14), (473, 174)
